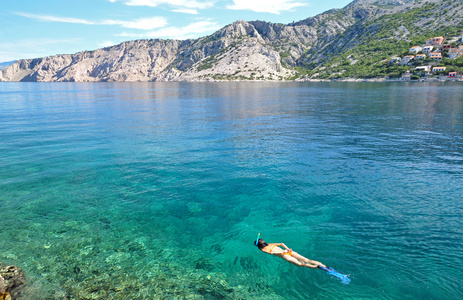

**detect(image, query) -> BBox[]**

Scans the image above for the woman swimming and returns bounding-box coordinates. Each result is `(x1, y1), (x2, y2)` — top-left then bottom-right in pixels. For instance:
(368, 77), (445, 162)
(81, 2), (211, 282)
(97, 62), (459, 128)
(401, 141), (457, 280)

(255, 239), (326, 269)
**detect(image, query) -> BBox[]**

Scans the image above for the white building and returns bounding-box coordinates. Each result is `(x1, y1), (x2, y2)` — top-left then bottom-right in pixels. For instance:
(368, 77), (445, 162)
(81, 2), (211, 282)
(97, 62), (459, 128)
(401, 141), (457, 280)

(432, 66), (446, 72)
(415, 54), (426, 60)
(400, 55), (415, 65)
(401, 70), (412, 80)
(389, 57), (401, 63)
(449, 48), (462, 59)
(415, 65), (431, 73)
(423, 46), (433, 54)
(409, 46), (423, 53)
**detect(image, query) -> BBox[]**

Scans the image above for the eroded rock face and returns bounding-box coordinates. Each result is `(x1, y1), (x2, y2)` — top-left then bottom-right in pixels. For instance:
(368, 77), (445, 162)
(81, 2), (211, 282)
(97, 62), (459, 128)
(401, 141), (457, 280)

(0, 0), (444, 82)
(0, 264), (26, 300)
(0, 17), (346, 82)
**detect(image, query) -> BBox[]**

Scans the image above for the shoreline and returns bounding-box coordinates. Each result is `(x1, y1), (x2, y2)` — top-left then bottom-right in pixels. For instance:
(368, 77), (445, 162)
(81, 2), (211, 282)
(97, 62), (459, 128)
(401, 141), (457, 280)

(1, 77), (462, 83)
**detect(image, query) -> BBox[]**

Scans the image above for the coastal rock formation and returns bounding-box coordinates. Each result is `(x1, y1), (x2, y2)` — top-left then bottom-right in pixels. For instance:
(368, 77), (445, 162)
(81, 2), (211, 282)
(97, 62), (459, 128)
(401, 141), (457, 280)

(0, 264), (26, 300)
(0, 0), (460, 82)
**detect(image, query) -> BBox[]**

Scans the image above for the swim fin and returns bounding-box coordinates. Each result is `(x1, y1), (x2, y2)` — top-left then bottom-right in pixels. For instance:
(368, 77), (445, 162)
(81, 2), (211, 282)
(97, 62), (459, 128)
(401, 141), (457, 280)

(318, 265), (351, 284)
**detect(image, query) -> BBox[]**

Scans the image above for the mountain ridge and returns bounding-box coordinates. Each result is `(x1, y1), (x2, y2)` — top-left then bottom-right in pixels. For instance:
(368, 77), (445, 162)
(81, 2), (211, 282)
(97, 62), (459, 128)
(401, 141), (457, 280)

(0, 61), (16, 71)
(1, 0), (462, 82)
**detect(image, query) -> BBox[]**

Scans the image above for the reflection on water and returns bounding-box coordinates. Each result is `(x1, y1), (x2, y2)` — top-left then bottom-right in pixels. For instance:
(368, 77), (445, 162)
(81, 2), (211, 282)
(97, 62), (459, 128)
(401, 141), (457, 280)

(0, 82), (462, 299)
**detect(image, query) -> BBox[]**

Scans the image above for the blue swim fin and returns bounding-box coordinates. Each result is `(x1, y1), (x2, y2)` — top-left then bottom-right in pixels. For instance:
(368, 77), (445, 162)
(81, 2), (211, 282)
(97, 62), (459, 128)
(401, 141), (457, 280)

(318, 265), (351, 284)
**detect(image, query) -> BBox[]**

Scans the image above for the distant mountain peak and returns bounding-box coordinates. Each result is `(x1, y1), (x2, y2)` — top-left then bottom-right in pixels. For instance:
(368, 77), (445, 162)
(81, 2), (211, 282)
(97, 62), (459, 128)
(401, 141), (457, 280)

(0, 61), (16, 70)
(1, 0), (461, 82)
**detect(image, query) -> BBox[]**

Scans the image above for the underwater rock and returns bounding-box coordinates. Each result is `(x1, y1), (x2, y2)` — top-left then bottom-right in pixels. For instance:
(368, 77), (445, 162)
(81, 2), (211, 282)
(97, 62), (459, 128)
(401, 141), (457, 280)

(0, 275), (7, 300)
(0, 263), (26, 299)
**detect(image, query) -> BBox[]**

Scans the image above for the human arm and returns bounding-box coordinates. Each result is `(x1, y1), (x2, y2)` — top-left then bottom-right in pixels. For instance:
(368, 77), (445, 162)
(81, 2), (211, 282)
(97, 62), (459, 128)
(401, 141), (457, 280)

(272, 243), (291, 251)
(280, 243), (291, 251)
(268, 243), (294, 255)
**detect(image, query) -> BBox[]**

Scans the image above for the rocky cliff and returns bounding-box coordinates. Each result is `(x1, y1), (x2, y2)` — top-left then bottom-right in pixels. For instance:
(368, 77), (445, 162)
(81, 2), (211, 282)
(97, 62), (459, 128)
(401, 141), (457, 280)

(1, 0), (461, 82)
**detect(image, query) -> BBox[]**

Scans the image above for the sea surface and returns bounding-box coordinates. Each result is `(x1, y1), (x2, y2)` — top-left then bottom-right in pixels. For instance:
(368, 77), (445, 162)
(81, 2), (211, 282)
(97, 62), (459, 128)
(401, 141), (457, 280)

(0, 82), (462, 300)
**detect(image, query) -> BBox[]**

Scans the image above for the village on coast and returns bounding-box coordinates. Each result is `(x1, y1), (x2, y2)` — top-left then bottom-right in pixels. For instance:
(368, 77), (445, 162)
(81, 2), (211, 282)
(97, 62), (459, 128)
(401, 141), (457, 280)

(391, 34), (463, 81)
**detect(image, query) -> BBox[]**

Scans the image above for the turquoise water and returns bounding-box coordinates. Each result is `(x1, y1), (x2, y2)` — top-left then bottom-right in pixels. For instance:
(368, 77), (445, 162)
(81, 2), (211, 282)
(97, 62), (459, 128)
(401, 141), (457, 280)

(0, 82), (462, 299)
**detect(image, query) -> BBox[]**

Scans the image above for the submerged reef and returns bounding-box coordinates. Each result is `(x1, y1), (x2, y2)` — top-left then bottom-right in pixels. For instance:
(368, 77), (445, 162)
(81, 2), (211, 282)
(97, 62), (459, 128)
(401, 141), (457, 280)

(0, 263), (26, 300)
(1, 259), (281, 299)
(23, 263), (260, 299)
(0, 211), (282, 299)
(58, 263), (243, 299)
(6, 252), (276, 299)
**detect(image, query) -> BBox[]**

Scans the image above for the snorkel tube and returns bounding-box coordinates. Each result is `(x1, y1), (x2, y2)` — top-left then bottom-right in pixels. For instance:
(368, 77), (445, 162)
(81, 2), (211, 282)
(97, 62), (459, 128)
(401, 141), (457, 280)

(255, 232), (261, 246)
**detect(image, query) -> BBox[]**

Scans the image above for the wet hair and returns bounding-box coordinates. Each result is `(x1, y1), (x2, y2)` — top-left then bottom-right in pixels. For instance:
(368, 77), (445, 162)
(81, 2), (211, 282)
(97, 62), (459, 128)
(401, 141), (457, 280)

(255, 238), (268, 250)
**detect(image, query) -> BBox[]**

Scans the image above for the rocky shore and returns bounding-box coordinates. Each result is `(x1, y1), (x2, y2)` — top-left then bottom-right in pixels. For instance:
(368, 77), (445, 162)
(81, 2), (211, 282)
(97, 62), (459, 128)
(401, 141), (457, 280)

(0, 264), (26, 300)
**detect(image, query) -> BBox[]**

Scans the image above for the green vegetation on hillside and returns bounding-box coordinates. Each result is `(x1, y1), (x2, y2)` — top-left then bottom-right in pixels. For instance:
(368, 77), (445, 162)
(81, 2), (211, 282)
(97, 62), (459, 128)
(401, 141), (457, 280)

(299, 2), (463, 79)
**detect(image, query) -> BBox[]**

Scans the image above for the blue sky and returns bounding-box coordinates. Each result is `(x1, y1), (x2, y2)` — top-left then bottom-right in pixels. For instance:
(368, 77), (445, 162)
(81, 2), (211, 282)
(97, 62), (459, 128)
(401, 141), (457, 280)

(0, 0), (352, 62)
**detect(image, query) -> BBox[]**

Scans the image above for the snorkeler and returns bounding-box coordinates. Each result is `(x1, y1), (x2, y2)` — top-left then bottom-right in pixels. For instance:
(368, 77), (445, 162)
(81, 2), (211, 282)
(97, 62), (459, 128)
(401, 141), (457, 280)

(255, 238), (326, 269)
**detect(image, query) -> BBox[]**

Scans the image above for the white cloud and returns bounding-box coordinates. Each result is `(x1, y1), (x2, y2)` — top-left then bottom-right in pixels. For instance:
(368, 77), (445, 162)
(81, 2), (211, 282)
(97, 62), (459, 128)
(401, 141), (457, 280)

(151, 21), (221, 38)
(15, 13), (167, 30)
(0, 38), (84, 61)
(124, 0), (215, 9)
(227, 0), (306, 14)
(171, 8), (199, 14)
(15, 12), (93, 24)
(117, 20), (221, 40)
(102, 17), (168, 30)
(98, 41), (117, 48)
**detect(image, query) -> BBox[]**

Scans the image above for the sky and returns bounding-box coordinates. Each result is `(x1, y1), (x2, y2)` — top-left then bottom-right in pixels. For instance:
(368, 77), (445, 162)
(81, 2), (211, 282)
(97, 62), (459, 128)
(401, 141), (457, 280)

(0, 0), (352, 62)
